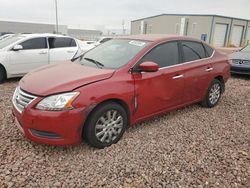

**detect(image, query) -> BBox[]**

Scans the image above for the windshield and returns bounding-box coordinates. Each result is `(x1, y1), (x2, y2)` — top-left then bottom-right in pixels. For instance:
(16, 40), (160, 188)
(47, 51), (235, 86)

(0, 35), (25, 49)
(77, 39), (149, 69)
(241, 44), (250, 52)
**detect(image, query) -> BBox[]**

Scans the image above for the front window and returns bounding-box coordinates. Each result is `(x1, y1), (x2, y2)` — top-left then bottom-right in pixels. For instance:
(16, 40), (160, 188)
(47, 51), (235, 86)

(0, 35), (25, 49)
(140, 42), (179, 68)
(240, 44), (250, 52)
(19, 37), (47, 50)
(77, 39), (149, 69)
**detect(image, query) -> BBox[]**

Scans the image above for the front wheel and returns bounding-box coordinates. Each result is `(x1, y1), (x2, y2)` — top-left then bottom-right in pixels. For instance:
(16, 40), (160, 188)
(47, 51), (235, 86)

(84, 102), (127, 148)
(201, 79), (222, 108)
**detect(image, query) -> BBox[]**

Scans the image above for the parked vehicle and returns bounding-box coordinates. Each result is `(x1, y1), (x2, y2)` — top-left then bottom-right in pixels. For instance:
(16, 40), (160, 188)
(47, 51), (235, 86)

(78, 37), (113, 52)
(229, 44), (250, 75)
(77, 40), (96, 52)
(0, 32), (14, 36)
(0, 34), (15, 41)
(0, 33), (85, 82)
(82, 40), (96, 45)
(93, 37), (113, 46)
(12, 35), (230, 148)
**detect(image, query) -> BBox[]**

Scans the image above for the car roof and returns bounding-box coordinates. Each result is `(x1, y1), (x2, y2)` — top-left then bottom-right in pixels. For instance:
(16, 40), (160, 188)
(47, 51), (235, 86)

(19, 33), (68, 38)
(117, 34), (203, 43)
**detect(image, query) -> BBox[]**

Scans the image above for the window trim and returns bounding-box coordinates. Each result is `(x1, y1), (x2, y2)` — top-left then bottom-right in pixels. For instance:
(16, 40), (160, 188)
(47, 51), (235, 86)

(131, 39), (215, 73)
(158, 44), (215, 70)
(157, 50), (215, 70)
(16, 37), (48, 51)
(132, 40), (182, 71)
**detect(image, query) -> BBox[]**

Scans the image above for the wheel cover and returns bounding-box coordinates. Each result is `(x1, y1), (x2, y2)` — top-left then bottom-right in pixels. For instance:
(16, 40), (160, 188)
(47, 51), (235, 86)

(95, 110), (124, 144)
(209, 83), (221, 105)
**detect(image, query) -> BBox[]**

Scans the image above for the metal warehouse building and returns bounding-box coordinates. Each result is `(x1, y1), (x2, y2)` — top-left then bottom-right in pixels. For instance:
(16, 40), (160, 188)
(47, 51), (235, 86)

(0, 20), (102, 40)
(131, 14), (250, 47)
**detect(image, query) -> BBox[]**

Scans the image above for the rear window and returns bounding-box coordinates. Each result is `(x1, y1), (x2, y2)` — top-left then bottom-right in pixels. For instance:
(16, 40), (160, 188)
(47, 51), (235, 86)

(49, 37), (76, 48)
(182, 41), (206, 62)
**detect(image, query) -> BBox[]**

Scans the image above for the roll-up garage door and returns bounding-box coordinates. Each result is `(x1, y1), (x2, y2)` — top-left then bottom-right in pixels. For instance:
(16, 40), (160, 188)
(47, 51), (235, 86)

(246, 27), (250, 44)
(214, 23), (228, 47)
(231, 25), (244, 47)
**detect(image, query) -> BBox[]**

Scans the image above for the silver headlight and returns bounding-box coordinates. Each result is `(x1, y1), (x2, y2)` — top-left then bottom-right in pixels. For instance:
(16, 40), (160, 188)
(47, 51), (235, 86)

(36, 92), (80, 111)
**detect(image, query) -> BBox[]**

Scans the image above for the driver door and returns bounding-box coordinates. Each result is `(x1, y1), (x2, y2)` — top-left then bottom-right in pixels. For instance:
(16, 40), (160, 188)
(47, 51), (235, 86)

(132, 41), (185, 120)
(8, 37), (49, 75)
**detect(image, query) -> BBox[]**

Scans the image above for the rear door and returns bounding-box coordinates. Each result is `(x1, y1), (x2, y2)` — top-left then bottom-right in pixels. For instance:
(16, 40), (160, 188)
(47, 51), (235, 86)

(133, 41), (185, 120)
(180, 41), (214, 103)
(8, 37), (49, 75)
(48, 37), (78, 63)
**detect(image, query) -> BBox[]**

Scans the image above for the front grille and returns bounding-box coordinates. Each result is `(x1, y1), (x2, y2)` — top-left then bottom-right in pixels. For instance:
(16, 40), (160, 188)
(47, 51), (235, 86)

(12, 87), (37, 113)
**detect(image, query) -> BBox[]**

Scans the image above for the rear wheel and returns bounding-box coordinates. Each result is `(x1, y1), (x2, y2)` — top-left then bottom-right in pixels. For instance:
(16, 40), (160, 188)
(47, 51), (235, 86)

(201, 79), (222, 108)
(84, 102), (127, 148)
(0, 66), (6, 83)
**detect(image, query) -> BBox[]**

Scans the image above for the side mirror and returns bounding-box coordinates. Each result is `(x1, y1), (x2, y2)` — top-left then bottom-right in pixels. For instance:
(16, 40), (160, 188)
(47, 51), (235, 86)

(12, 45), (23, 51)
(138, 61), (159, 72)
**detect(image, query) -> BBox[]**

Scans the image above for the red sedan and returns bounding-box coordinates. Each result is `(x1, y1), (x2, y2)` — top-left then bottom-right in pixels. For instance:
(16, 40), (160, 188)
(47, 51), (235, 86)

(12, 35), (230, 148)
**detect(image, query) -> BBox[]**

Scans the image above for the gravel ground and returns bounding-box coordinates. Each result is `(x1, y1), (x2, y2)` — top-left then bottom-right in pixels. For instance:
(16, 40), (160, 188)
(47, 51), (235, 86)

(0, 76), (249, 188)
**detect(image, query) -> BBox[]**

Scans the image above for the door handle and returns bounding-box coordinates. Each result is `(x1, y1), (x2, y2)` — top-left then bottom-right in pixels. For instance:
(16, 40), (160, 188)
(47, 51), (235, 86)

(205, 67), (213, 72)
(39, 51), (47, 55)
(67, 50), (74, 53)
(172, 75), (184, 79)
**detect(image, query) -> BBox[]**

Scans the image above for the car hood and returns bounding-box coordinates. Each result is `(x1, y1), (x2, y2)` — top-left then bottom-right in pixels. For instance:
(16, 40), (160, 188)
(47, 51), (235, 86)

(20, 61), (115, 96)
(229, 51), (250, 60)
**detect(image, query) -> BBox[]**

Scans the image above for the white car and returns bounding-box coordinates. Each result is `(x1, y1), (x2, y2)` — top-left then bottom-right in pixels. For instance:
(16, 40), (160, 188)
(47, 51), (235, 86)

(0, 33), (85, 82)
(93, 37), (113, 46)
(76, 40), (96, 53)
(75, 37), (113, 53)
(0, 34), (15, 41)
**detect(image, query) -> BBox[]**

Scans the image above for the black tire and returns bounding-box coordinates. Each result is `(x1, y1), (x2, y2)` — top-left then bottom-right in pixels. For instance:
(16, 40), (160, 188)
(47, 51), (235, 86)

(201, 79), (222, 108)
(84, 102), (127, 149)
(0, 66), (6, 83)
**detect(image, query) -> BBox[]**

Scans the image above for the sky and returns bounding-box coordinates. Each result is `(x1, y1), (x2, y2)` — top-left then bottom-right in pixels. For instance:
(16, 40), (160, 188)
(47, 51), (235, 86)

(0, 0), (250, 34)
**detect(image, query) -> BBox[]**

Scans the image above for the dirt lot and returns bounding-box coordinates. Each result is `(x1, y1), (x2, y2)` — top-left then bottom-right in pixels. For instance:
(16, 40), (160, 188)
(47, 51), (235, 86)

(0, 76), (249, 188)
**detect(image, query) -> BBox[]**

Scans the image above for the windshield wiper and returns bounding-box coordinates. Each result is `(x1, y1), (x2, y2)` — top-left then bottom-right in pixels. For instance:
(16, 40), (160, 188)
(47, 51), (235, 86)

(84, 57), (104, 68)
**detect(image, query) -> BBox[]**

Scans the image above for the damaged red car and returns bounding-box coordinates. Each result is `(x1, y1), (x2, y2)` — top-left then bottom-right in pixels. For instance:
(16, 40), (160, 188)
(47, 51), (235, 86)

(12, 35), (230, 148)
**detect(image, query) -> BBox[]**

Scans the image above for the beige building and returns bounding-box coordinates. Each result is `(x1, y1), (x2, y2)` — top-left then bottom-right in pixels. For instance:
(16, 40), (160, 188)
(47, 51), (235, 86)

(131, 14), (250, 47)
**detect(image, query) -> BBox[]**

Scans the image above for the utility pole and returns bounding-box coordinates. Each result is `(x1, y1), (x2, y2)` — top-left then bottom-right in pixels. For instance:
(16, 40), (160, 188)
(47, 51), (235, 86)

(55, 0), (59, 33)
(122, 20), (125, 35)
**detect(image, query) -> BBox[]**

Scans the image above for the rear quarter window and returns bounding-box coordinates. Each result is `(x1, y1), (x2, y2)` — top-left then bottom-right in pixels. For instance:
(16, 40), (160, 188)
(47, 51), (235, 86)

(203, 44), (214, 57)
(181, 41), (207, 62)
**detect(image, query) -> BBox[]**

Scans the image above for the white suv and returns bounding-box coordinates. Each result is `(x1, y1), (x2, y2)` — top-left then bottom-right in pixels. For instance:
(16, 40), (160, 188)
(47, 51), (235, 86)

(0, 33), (84, 82)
